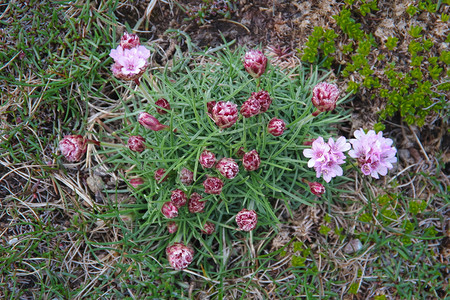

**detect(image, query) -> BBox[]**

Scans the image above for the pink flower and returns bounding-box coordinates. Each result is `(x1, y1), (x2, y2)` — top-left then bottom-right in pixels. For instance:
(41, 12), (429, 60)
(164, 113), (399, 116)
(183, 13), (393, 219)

(199, 150), (216, 168)
(128, 177), (145, 188)
(252, 90), (272, 113)
(216, 158), (239, 179)
(311, 82), (339, 116)
(161, 202), (178, 219)
(188, 192), (205, 213)
(59, 135), (87, 162)
(109, 44), (150, 82)
(303, 137), (330, 169)
(203, 176), (224, 194)
(171, 189), (187, 208)
(155, 98), (171, 114)
(128, 135), (145, 152)
(179, 168), (194, 185)
(236, 209), (258, 232)
(167, 221), (178, 234)
(267, 118), (286, 136)
(308, 181), (325, 197)
(120, 32), (140, 49)
(166, 242), (194, 270)
(154, 168), (169, 183)
(201, 222), (215, 235)
(210, 101), (238, 129)
(348, 129), (397, 179)
(138, 112), (169, 131)
(242, 150), (261, 171)
(240, 97), (261, 118)
(244, 49), (268, 78)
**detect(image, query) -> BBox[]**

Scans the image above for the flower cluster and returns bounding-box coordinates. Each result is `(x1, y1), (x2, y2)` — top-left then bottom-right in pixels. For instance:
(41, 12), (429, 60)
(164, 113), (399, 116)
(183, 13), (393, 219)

(240, 90), (272, 118)
(348, 129), (397, 179)
(109, 33), (151, 83)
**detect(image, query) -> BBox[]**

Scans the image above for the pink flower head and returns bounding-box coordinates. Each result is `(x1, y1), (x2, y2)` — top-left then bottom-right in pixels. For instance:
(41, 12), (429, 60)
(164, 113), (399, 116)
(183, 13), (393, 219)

(312, 82), (339, 116)
(201, 222), (215, 235)
(348, 129), (397, 179)
(129, 177), (145, 188)
(252, 90), (272, 113)
(154, 168), (169, 183)
(199, 150), (216, 168)
(155, 98), (171, 114)
(240, 97), (261, 118)
(236, 209), (258, 232)
(161, 201), (178, 219)
(244, 49), (268, 78)
(128, 135), (145, 152)
(216, 158), (239, 179)
(59, 135), (87, 162)
(267, 118), (286, 136)
(109, 45), (150, 82)
(210, 101), (238, 129)
(167, 221), (178, 234)
(120, 32), (140, 49)
(138, 112), (169, 131)
(188, 192), (205, 213)
(179, 168), (194, 185)
(242, 150), (261, 171)
(203, 176), (224, 194)
(171, 189), (187, 208)
(308, 181), (326, 197)
(166, 242), (194, 270)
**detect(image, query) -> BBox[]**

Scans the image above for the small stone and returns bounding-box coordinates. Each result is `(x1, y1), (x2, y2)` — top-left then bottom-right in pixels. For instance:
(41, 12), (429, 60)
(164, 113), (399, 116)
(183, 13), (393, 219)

(343, 239), (362, 254)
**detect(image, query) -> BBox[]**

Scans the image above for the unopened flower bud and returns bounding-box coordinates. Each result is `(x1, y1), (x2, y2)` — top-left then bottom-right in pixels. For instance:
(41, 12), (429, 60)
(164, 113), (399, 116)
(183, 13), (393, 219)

(216, 158), (239, 179)
(59, 135), (87, 162)
(138, 112), (169, 131)
(161, 201), (178, 219)
(207, 101), (216, 116)
(155, 98), (171, 114)
(188, 192), (205, 213)
(308, 181), (325, 196)
(203, 176), (224, 194)
(128, 135), (145, 152)
(210, 101), (238, 129)
(244, 49), (268, 78)
(199, 150), (216, 168)
(252, 90), (272, 113)
(267, 118), (286, 137)
(166, 242), (194, 270)
(242, 150), (261, 171)
(240, 97), (261, 118)
(167, 221), (178, 234)
(311, 82), (339, 116)
(236, 209), (258, 232)
(120, 32), (140, 49)
(171, 189), (187, 208)
(201, 222), (215, 235)
(129, 177), (145, 188)
(154, 168), (169, 183)
(179, 168), (194, 185)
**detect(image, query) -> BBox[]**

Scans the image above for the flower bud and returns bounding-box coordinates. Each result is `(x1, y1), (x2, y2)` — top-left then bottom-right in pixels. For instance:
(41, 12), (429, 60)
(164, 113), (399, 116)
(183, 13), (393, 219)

(128, 177), (145, 188)
(203, 176), (224, 194)
(252, 90), (272, 113)
(166, 242), (194, 270)
(171, 189), (187, 208)
(120, 32), (140, 49)
(128, 135), (145, 152)
(210, 101), (238, 129)
(199, 150), (216, 168)
(244, 49), (268, 78)
(207, 101), (216, 116)
(161, 201), (178, 219)
(59, 135), (87, 162)
(138, 112), (169, 131)
(179, 168), (194, 185)
(216, 158), (239, 179)
(167, 221), (178, 234)
(267, 118), (286, 137)
(188, 192), (205, 213)
(155, 98), (171, 114)
(242, 150), (261, 171)
(201, 222), (215, 235)
(154, 168), (169, 183)
(311, 82), (339, 116)
(308, 181), (326, 197)
(240, 97), (261, 118)
(236, 209), (258, 232)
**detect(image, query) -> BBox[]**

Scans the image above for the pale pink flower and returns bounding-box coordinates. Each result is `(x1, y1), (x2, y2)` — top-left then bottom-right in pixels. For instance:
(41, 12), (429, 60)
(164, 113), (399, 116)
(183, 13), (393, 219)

(199, 150), (216, 169)
(116, 53), (146, 76)
(303, 137), (330, 168)
(210, 101), (238, 129)
(267, 118), (286, 136)
(179, 168), (194, 185)
(128, 135), (145, 152)
(161, 202), (178, 219)
(188, 192), (205, 213)
(59, 135), (87, 162)
(216, 158), (239, 179)
(171, 189), (187, 208)
(311, 82), (339, 116)
(244, 49), (268, 78)
(236, 209), (258, 232)
(138, 112), (169, 131)
(109, 38), (150, 82)
(166, 242), (194, 270)
(242, 150), (261, 171)
(203, 176), (224, 194)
